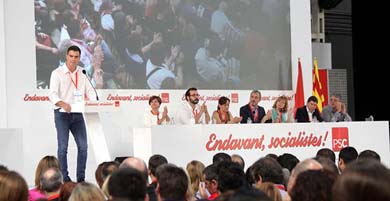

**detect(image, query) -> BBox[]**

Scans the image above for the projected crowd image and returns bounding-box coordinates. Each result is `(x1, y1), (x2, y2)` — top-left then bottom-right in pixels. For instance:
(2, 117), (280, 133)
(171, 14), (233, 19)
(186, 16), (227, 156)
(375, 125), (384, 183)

(35, 0), (291, 90)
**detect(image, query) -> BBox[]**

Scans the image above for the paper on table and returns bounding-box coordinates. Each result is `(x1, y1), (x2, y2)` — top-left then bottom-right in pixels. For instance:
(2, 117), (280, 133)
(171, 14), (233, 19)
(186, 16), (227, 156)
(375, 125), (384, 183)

(59, 101), (85, 113)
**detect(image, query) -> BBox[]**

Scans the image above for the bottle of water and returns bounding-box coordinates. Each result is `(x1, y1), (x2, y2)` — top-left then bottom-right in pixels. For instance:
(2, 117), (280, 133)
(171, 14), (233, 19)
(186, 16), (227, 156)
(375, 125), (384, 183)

(247, 117), (252, 124)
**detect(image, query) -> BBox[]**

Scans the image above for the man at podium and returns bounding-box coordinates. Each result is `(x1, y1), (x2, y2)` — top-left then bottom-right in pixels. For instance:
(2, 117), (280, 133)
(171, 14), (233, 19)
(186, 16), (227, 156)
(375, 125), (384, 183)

(48, 45), (96, 182)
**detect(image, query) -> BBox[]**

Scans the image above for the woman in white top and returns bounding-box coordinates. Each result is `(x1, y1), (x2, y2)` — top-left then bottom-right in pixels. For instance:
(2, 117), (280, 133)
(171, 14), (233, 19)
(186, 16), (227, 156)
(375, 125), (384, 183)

(144, 95), (170, 127)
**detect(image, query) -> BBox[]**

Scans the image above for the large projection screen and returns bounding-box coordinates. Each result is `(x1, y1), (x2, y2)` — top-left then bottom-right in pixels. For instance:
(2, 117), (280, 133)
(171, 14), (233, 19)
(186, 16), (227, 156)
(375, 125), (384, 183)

(35, 0), (291, 90)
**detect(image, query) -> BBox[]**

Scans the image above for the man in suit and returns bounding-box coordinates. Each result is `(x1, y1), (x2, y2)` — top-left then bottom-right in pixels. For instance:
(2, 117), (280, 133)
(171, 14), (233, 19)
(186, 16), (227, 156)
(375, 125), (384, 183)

(240, 90), (269, 123)
(295, 96), (323, 122)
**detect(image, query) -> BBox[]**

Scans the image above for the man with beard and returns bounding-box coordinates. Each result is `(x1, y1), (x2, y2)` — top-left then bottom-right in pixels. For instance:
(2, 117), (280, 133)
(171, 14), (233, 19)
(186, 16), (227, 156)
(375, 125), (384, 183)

(175, 87), (210, 125)
(240, 90), (270, 123)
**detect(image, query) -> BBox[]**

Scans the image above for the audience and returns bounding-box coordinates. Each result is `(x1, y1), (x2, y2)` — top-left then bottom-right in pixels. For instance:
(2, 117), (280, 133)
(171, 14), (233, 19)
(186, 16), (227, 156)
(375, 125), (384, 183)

(358, 149), (381, 162)
(68, 182), (105, 201)
(338, 146), (358, 173)
(108, 167), (147, 201)
(0, 170), (28, 201)
(40, 168), (63, 201)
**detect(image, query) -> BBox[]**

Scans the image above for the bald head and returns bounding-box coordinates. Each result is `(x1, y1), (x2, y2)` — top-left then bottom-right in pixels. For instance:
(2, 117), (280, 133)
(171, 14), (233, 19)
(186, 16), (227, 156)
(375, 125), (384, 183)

(120, 157), (148, 180)
(287, 159), (322, 194)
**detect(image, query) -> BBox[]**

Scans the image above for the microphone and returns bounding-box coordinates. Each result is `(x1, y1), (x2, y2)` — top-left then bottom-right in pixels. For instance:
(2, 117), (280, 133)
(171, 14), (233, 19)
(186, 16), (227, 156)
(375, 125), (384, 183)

(82, 69), (99, 101)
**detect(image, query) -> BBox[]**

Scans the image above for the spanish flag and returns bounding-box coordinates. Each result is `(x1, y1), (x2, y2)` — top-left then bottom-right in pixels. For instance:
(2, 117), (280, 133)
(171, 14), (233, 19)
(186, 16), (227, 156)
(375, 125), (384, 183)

(294, 58), (305, 113)
(313, 58), (325, 112)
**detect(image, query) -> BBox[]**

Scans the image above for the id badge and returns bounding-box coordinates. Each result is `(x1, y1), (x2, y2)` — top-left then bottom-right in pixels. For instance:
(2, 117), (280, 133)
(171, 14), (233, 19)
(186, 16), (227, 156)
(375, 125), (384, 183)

(73, 90), (83, 102)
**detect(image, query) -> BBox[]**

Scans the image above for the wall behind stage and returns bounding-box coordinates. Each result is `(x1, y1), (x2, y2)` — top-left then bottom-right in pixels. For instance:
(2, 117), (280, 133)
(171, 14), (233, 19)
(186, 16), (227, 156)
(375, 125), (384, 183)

(2, 0), (312, 185)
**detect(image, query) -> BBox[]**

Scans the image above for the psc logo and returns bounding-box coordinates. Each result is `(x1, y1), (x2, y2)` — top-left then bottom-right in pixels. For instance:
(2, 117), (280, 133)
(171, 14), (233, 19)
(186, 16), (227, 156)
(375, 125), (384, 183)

(332, 127), (349, 151)
(161, 93), (170, 103)
(231, 93), (238, 103)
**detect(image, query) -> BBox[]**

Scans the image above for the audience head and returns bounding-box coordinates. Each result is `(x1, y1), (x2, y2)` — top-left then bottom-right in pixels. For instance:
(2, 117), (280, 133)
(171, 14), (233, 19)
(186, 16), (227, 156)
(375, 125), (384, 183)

(108, 167), (147, 201)
(338, 146), (358, 173)
(203, 164), (219, 194)
(102, 161), (120, 181)
(265, 153), (278, 161)
(358, 149), (380, 162)
(290, 170), (334, 201)
(34, 155), (60, 189)
(216, 161), (246, 193)
(69, 182), (105, 201)
(277, 153), (299, 172)
(231, 154), (245, 170)
(316, 148), (336, 163)
(40, 168), (63, 193)
(0, 170), (28, 201)
(59, 181), (77, 201)
(212, 152), (232, 164)
(186, 160), (205, 193)
(156, 164), (189, 201)
(333, 160), (390, 201)
(120, 157), (148, 181)
(257, 182), (282, 201)
(314, 157), (339, 176)
(95, 162), (106, 188)
(251, 157), (284, 186)
(148, 154), (168, 179)
(287, 159), (322, 194)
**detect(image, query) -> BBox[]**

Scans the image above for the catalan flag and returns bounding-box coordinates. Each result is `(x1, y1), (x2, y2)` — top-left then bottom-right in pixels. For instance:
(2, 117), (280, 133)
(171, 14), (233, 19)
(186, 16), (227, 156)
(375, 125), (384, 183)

(313, 58), (325, 112)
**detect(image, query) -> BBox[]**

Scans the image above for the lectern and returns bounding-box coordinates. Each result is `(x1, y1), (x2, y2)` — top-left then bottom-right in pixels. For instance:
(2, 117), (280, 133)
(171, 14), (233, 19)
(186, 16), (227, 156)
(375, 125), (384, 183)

(82, 101), (120, 164)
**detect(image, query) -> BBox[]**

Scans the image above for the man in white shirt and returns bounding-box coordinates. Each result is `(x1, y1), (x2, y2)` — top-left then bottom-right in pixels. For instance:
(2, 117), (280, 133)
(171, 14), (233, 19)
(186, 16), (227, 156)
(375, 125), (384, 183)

(48, 45), (96, 182)
(175, 87), (210, 125)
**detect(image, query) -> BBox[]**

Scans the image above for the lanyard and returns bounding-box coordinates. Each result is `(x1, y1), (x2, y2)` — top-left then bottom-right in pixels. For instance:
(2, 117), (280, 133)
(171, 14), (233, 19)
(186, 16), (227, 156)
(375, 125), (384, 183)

(192, 108), (199, 118)
(248, 104), (258, 122)
(218, 110), (228, 123)
(151, 110), (160, 122)
(69, 71), (78, 89)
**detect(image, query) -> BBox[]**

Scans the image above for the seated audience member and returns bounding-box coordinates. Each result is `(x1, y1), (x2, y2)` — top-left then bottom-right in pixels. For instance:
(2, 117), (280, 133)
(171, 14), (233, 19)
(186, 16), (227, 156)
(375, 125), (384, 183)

(338, 146), (358, 173)
(68, 182), (105, 201)
(322, 94), (352, 122)
(199, 164), (219, 200)
(144, 95), (170, 127)
(240, 90), (269, 124)
(216, 161), (247, 193)
(59, 181), (77, 201)
(258, 182), (282, 201)
(175, 87), (210, 125)
(290, 170), (334, 201)
(0, 170), (28, 201)
(266, 95), (293, 123)
(295, 96), (323, 122)
(287, 159), (323, 196)
(231, 154), (245, 170)
(212, 96), (242, 124)
(155, 164), (189, 201)
(0, 164), (8, 171)
(251, 157), (286, 198)
(186, 160), (206, 199)
(332, 160), (390, 201)
(213, 152), (232, 164)
(40, 168), (63, 201)
(314, 157), (339, 176)
(29, 155), (60, 201)
(277, 153), (299, 173)
(108, 167), (147, 201)
(95, 161), (119, 189)
(358, 149), (381, 162)
(316, 148), (336, 163)
(148, 154), (168, 201)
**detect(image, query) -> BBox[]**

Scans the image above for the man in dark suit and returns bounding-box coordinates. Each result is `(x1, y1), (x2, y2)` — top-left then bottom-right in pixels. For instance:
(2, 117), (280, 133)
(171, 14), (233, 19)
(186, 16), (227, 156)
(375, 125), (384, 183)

(240, 90), (269, 123)
(295, 96), (323, 122)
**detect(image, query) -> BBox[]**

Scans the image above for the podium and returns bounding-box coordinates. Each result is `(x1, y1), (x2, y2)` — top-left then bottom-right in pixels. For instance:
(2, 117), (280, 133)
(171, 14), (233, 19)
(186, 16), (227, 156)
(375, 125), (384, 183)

(82, 101), (120, 164)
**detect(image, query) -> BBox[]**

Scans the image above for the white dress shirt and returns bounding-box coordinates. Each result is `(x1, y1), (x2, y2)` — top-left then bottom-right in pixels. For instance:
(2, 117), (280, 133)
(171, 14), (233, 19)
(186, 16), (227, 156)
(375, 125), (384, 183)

(143, 110), (168, 127)
(175, 102), (206, 125)
(49, 64), (96, 109)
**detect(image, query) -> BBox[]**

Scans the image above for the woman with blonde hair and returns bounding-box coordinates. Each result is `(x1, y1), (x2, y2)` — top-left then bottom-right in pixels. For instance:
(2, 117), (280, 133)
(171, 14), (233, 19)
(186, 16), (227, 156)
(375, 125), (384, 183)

(29, 155), (60, 201)
(69, 182), (105, 201)
(186, 160), (206, 199)
(263, 95), (293, 123)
